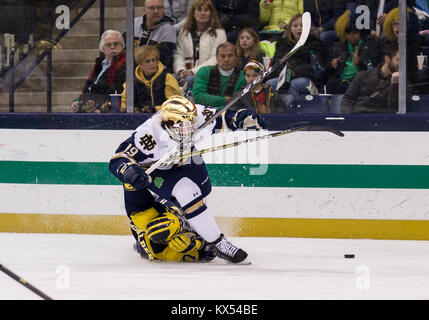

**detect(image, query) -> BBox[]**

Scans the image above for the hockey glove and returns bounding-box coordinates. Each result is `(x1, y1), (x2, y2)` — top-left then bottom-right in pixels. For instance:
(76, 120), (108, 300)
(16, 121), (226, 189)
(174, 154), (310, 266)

(233, 109), (265, 130)
(117, 162), (151, 191)
(168, 232), (199, 253)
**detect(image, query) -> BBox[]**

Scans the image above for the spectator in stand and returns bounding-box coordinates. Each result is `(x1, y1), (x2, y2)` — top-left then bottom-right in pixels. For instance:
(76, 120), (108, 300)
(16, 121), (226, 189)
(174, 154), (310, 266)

(163, 0), (195, 32)
(268, 14), (326, 106)
(213, 0), (261, 43)
(259, 0), (303, 32)
(325, 10), (382, 95)
(173, 0), (226, 89)
(236, 28), (265, 69)
(233, 60), (286, 113)
(381, 6), (421, 85)
(120, 46), (181, 113)
(303, 0), (346, 43)
(133, 0), (177, 73)
(71, 30), (126, 113)
(341, 42), (409, 113)
(192, 42), (247, 109)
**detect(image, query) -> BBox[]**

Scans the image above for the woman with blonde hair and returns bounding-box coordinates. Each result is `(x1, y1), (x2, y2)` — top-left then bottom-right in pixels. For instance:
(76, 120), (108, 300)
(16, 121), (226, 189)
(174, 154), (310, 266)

(173, 0), (226, 88)
(381, 6), (420, 84)
(121, 46), (181, 113)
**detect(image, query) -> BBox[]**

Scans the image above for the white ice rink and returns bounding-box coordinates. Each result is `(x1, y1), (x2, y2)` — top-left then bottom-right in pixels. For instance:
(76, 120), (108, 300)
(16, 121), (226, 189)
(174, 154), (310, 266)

(1, 233), (428, 300)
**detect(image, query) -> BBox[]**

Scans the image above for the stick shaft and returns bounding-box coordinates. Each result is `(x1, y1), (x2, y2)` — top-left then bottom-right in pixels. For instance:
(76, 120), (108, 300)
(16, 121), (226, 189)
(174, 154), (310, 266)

(141, 124), (344, 168)
(0, 264), (53, 300)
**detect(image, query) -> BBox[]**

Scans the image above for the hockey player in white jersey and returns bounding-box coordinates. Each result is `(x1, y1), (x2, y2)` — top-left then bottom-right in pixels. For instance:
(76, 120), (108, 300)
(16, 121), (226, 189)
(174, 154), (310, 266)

(109, 95), (264, 264)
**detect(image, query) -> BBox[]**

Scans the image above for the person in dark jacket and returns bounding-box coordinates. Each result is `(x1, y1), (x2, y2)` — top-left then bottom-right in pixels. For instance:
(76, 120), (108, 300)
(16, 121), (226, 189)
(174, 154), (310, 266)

(133, 0), (177, 73)
(341, 41), (409, 113)
(212, 0), (261, 43)
(325, 10), (383, 94)
(71, 30), (126, 113)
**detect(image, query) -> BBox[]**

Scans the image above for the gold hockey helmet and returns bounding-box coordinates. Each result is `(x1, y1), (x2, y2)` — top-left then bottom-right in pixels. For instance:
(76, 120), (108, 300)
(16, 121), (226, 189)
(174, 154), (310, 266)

(161, 95), (197, 123)
(161, 95), (199, 141)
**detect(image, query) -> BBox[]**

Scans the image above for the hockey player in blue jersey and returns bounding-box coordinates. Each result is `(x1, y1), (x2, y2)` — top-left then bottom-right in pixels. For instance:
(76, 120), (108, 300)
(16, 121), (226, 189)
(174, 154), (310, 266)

(109, 95), (264, 264)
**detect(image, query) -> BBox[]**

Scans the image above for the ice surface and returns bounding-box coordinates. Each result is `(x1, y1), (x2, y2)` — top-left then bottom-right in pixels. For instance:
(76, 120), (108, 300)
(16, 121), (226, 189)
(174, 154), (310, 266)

(1, 233), (428, 300)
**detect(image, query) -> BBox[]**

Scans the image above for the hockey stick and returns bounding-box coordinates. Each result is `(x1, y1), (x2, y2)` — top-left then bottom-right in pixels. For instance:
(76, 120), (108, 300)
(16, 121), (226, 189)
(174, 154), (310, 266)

(141, 124), (344, 168)
(0, 264), (53, 300)
(145, 12), (312, 175)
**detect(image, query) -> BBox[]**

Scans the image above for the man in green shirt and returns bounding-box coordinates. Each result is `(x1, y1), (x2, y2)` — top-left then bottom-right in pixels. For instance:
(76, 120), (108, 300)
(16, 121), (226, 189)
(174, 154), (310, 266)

(326, 10), (382, 95)
(192, 42), (247, 110)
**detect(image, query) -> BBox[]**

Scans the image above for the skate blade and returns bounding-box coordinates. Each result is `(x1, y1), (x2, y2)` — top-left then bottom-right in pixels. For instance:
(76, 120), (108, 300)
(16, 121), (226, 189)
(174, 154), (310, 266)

(226, 257), (252, 265)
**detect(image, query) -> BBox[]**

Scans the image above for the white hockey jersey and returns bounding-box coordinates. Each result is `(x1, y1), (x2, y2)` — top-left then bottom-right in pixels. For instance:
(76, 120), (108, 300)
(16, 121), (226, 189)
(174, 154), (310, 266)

(130, 104), (224, 169)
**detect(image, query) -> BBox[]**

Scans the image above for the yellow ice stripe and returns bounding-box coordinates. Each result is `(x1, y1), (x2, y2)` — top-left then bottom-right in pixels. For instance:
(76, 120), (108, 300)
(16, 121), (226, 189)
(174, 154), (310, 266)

(216, 217), (429, 240)
(1, 214), (429, 240)
(0, 213), (130, 235)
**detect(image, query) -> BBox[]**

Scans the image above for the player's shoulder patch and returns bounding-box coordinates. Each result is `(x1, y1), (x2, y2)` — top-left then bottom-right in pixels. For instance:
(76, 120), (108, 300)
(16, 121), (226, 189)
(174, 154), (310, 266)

(138, 133), (157, 151)
(133, 112), (174, 157)
(134, 115), (161, 154)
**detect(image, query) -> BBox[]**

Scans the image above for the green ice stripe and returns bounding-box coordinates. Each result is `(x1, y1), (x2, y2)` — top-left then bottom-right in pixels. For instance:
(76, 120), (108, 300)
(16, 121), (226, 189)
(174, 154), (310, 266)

(1, 161), (429, 189)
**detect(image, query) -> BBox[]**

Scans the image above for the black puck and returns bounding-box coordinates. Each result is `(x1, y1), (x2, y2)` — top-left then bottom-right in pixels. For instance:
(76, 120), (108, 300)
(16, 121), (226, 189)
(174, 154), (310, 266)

(344, 254), (355, 258)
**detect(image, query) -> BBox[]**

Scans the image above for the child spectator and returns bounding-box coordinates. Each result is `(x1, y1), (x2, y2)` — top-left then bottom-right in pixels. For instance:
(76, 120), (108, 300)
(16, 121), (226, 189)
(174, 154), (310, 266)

(121, 46), (181, 113)
(236, 28), (265, 69)
(173, 0), (226, 89)
(233, 60), (285, 113)
(268, 14), (325, 106)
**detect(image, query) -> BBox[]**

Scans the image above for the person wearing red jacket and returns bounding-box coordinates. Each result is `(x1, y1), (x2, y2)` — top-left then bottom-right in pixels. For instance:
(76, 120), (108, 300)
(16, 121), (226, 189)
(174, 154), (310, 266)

(70, 30), (126, 113)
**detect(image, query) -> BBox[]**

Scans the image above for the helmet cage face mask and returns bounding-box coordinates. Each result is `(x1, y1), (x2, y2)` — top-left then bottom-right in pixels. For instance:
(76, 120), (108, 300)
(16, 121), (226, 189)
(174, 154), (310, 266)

(161, 96), (199, 141)
(165, 118), (199, 141)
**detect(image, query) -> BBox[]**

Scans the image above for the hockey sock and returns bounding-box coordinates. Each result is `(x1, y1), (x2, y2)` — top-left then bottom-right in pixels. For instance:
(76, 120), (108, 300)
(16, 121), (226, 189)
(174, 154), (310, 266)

(186, 206), (221, 243)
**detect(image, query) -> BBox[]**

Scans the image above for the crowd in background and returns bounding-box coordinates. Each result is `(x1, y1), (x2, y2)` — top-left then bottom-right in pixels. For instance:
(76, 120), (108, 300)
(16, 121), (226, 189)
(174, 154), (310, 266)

(71, 0), (429, 115)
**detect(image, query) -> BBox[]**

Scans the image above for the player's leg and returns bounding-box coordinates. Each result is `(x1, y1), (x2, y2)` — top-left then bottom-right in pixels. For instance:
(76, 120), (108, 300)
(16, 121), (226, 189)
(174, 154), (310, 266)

(183, 199), (249, 264)
(171, 167), (249, 264)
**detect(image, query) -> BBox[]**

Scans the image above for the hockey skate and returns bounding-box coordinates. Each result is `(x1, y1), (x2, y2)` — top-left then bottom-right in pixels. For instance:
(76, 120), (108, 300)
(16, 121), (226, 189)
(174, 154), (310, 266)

(213, 234), (250, 264)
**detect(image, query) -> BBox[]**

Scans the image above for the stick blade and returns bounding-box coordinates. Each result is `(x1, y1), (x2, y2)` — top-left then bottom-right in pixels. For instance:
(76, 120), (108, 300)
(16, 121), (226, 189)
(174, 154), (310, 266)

(296, 12), (312, 48)
(305, 125), (345, 137)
